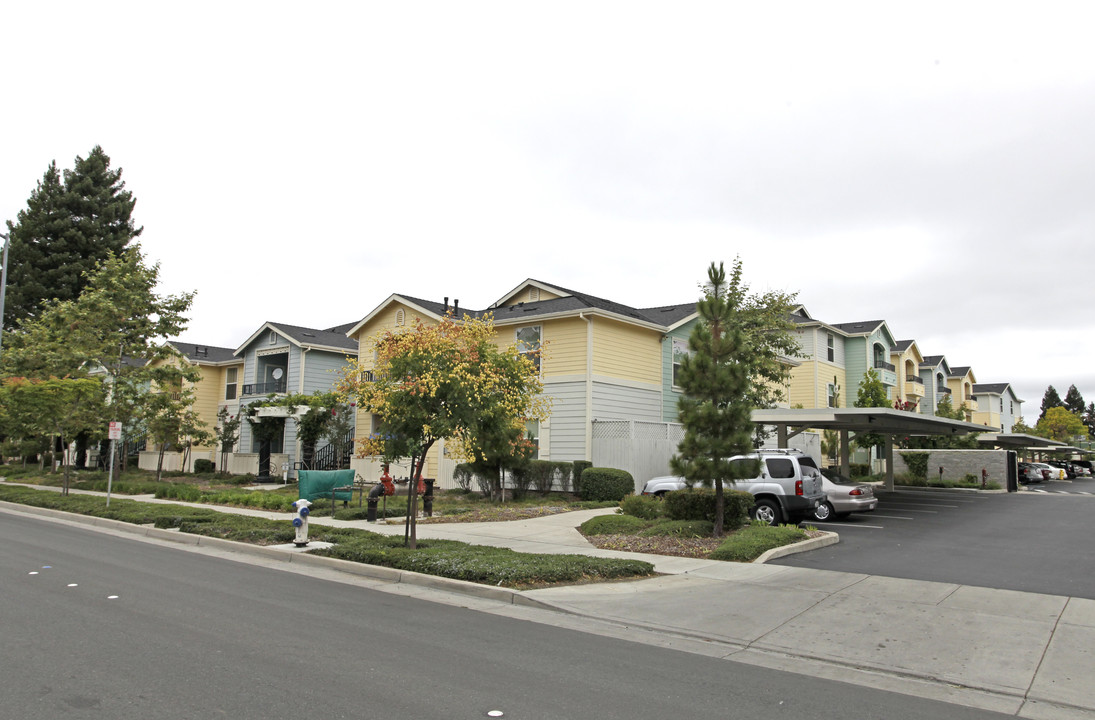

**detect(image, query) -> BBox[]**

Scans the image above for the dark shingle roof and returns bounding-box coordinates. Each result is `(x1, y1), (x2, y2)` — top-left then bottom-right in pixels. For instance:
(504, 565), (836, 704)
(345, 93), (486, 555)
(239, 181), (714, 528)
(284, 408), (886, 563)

(893, 339), (915, 351)
(973, 383), (1010, 394)
(949, 366), (971, 376)
(920, 355), (945, 366)
(831, 320), (885, 334)
(168, 341), (238, 364)
(267, 322), (358, 351)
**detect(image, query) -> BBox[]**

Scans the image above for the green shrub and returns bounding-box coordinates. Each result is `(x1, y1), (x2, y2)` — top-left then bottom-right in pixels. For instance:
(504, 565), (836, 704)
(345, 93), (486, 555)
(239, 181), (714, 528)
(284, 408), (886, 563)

(708, 523), (807, 562)
(579, 513), (649, 535)
(663, 488), (751, 529)
(572, 461), (593, 494)
(578, 468), (634, 502)
(552, 462), (573, 493)
(639, 520), (713, 538)
(193, 459), (216, 474)
(849, 463), (871, 478)
(452, 464), (474, 492)
(900, 452), (929, 481)
(619, 494), (664, 520)
(528, 460), (556, 495)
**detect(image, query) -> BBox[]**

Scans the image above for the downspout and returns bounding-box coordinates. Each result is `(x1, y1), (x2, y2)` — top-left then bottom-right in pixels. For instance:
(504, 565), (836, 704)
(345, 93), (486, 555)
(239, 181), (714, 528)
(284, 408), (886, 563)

(295, 347), (310, 478)
(580, 313), (593, 461)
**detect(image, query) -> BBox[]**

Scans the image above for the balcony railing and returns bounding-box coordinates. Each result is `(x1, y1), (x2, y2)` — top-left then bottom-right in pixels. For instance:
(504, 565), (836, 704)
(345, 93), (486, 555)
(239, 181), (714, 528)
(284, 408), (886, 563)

(873, 360), (896, 372)
(907, 375), (924, 384)
(242, 380), (287, 396)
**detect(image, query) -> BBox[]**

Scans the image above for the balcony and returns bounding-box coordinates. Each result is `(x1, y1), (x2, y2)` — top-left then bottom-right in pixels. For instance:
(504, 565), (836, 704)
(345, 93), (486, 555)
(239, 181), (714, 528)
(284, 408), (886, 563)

(906, 380), (925, 398)
(242, 380), (287, 396)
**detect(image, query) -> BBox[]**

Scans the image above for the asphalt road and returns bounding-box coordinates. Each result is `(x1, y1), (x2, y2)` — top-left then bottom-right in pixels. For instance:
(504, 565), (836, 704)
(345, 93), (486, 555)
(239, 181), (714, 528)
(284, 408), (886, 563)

(779, 487), (1095, 599)
(2, 511), (1014, 720)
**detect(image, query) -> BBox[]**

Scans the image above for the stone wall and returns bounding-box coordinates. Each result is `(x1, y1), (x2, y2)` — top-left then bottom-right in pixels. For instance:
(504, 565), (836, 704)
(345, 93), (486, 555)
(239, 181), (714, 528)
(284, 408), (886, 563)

(892, 449), (1010, 484)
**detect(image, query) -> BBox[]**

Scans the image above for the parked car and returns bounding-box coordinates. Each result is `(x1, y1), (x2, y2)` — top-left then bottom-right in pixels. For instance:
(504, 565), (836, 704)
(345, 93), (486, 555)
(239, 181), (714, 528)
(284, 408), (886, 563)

(640, 449), (826, 525)
(813, 468), (877, 521)
(1017, 462), (1045, 484)
(1029, 462), (1061, 481)
(1046, 461), (1076, 479)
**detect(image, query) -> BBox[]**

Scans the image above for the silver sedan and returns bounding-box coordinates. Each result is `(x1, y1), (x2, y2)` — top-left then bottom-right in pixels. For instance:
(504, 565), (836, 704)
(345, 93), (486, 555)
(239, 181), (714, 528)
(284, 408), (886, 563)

(812, 469), (878, 521)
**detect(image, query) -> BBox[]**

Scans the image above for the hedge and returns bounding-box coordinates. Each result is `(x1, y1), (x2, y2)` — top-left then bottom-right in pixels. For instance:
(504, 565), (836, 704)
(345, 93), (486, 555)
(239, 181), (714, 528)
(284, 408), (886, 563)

(663, 488), (752, 530)
(578, 467), (634, 502)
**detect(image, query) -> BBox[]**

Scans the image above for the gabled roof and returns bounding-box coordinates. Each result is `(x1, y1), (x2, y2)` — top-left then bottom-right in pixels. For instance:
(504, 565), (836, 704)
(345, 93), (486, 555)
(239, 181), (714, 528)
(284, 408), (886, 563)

(973, 383), (1025, 403)
(344, 294), (455, 338)
(949, 366), (973, 377)
(167, 341), (239, 365)
(919, 355), (952, 375)
(831, 320), (885, 335)
(235, 321), (357, 356)
(892, 339), (915, 352)
(640, 303), (698, 330)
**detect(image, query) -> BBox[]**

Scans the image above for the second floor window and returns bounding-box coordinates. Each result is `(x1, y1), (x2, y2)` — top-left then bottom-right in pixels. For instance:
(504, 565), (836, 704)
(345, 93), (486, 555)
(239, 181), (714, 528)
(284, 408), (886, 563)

(672, 338), (690, 387)
(517, 326), (541, 373)
(225, 368), (237, 400)
(827, 333), (834, 362)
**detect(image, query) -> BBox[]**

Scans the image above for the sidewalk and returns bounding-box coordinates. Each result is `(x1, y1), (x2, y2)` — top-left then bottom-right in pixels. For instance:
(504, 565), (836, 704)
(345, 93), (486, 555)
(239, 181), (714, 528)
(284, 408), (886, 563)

(3, 482), (1093, 719)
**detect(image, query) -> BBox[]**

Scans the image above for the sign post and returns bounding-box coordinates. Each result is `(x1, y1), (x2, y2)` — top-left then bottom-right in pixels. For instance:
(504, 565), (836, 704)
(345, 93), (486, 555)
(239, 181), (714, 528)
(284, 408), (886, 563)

(106, 421), (121, 507)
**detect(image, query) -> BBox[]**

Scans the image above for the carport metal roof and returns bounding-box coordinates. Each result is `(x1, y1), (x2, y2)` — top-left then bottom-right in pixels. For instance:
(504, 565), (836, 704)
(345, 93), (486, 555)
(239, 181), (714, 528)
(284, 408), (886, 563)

(751, 408), (998, 491)
(977, 433), (1066, 450)
(752, 407), (995, 436)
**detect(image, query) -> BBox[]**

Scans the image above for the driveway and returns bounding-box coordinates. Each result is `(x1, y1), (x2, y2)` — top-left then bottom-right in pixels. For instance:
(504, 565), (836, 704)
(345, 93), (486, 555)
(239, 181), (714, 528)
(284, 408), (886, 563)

(777, 489), (1095, 600)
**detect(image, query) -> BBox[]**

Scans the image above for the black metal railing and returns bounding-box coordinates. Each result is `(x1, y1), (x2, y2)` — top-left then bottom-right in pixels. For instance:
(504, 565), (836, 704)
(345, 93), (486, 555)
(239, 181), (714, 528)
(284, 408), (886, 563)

(873, 360), (896, 372)
(303, 430), (356, 471)
(907, 375), (924, 384)
(242, 380), (287, 396)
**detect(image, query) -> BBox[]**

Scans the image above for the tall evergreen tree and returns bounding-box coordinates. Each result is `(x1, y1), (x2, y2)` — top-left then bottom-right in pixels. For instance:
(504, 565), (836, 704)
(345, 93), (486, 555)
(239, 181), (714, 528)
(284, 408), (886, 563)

(4, 146), (142, 329)
(671, 260), (795, 536)
(1063, 384), (1085, 415)
(1040, 386), (1063, 423)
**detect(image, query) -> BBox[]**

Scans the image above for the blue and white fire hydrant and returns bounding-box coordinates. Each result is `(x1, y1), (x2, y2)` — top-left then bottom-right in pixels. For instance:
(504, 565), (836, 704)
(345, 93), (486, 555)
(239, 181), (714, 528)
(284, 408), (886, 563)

(291, 498), (312, 547)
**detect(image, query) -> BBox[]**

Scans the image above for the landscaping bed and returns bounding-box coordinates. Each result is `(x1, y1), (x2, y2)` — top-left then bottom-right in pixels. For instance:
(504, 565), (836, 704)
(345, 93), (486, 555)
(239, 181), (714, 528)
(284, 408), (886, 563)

(0, 484), (655, 589)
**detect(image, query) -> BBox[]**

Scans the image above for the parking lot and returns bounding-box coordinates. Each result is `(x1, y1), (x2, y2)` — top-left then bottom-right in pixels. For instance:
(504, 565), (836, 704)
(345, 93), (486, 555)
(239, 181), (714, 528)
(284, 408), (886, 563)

(774, 482), (1095, 600)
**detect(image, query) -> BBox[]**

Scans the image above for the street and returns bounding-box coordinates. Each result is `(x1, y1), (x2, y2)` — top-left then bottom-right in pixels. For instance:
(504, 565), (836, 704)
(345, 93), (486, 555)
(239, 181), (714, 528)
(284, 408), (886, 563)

(1, 511), (1014, 720)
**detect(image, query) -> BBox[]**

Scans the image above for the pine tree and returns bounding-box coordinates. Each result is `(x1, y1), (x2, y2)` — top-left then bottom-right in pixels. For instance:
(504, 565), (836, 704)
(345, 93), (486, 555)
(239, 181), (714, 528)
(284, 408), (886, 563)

(4, 146), (142, 329)
(1063, 385), (1085, 415)
(1040, 386), (1063, 423)
(671, 261), (782, 536)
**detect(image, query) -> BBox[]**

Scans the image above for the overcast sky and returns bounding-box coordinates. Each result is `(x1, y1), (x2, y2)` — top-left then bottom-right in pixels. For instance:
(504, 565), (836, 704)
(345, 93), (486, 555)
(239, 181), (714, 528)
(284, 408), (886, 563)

(3, 2), (1094, 420)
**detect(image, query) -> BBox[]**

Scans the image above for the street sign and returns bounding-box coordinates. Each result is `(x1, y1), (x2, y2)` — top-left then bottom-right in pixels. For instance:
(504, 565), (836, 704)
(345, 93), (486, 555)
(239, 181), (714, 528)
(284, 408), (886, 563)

(108, 421), (121, 440)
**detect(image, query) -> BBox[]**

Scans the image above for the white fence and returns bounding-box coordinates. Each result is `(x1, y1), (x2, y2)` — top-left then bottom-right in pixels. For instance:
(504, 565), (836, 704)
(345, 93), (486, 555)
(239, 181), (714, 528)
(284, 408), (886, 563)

(592, 420), (685, 492)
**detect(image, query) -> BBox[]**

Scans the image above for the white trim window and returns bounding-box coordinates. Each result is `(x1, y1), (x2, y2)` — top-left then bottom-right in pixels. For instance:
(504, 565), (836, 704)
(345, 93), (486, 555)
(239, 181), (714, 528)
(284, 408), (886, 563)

(516, 325), (541, 373)
(225, 367), (238, 400)
(672, 338), (690, 387)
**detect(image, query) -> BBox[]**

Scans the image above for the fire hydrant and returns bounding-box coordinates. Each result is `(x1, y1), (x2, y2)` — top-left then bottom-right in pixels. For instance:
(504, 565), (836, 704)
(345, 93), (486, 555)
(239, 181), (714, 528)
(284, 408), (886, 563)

(292, 498), (312, 547)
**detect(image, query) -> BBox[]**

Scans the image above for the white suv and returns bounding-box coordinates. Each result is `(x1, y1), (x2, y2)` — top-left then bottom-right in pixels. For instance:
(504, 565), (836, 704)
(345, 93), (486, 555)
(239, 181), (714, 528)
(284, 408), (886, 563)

(640, 449), (826, 525)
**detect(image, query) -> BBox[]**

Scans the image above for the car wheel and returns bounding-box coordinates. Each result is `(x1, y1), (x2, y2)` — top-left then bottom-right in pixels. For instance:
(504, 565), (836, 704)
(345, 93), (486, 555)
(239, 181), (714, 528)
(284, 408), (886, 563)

(653, 491), (667, 499)
(751, 498), (783, 526)
(812, 501), (834, 522)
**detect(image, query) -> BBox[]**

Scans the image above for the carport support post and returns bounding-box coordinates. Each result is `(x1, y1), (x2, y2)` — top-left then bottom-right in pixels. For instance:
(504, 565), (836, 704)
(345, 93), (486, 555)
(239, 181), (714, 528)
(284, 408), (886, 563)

(884, 435), (895, 491)
(839, 430), (850, 477)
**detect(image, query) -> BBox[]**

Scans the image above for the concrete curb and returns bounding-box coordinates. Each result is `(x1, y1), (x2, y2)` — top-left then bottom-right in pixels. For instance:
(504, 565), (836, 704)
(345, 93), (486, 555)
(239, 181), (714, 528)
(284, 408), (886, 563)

(754, 530), (839, 563)
(0, 500), (531, 605)
(0, 493), (832, 606)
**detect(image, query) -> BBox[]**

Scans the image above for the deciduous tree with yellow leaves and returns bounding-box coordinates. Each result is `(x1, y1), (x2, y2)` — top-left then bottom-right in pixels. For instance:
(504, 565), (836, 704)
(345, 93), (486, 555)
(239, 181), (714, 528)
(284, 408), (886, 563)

(337, 313), (548, 548)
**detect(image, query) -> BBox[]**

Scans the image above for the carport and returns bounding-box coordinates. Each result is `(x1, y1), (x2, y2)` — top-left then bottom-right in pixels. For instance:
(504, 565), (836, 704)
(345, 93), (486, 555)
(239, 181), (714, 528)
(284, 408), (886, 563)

(751, 408), (997, 491)
(977, 433), (1067, 459)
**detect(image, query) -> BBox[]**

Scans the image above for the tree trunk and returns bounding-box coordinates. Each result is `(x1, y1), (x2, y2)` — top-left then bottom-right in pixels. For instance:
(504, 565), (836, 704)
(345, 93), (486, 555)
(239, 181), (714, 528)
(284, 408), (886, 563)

(156, 445), (166, 482)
